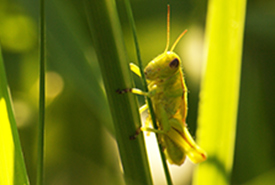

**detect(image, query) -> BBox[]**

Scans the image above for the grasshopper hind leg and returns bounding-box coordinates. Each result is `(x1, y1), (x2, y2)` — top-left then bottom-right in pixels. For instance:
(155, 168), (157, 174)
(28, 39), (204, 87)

(162, 135), (186, 165)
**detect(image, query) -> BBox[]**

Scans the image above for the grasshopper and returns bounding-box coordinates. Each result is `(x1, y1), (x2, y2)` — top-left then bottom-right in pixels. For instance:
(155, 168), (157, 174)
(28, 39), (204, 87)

(118, 5), (206, 165)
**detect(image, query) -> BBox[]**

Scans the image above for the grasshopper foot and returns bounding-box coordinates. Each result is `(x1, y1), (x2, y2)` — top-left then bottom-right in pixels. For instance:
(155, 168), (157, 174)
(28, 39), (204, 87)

(129, 127), (141, 140)
(116, 88), (132, 94)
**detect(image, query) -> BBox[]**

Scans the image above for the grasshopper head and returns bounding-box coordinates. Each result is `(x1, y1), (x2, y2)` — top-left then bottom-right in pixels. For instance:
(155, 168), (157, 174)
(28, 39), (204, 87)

(144, 5), (187, 81)
(144, 51), (181, 80)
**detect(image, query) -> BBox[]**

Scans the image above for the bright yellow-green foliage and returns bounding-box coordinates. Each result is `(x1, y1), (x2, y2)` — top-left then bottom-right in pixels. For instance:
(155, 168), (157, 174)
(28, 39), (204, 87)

(0, 98), (14, 185)
(0, 46), (29, 185)
(193, 0), (247, 184)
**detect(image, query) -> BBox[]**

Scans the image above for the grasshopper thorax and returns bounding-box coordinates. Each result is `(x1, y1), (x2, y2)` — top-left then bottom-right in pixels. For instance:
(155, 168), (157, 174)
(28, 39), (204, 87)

(144, 51), (181, 80)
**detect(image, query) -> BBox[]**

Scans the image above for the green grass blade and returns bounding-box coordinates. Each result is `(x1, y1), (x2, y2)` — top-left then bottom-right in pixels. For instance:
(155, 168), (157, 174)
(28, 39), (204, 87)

(85, 0), (152, 184)
(36, 0), (46, 184)
(0, 46), (30, 184)
(193, 0), (247, 184)
(123, 1), (172, 184)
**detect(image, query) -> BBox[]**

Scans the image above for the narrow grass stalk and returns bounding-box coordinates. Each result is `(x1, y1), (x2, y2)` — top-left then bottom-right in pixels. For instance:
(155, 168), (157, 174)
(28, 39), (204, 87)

(123, 1), (172, 184)
(85, 0), (152, 184)
(0, 46), (30, 184)
(193, 0), (247, 184)
(36, 0), (46, 184)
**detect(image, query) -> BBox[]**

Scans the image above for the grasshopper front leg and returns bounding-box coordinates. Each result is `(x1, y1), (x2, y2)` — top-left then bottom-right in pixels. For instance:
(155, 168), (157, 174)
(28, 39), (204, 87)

(116, 88), (149, 96)
(116, 62), (157, 96)
(116, 84), (157, 97)
(130, 63), (142, 77)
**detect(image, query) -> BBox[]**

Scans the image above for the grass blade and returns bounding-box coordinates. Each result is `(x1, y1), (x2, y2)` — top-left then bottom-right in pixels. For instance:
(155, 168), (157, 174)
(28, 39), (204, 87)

(36, 0), (46, 184)
(193, 0), (247, 184)
(85, 0), (152, 184)
(0, 45), (30, 184)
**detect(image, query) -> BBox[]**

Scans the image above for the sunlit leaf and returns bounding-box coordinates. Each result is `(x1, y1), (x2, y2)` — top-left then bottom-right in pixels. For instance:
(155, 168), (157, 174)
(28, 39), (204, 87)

(0, 46), (29, 185)
(193, 0), (247, 184)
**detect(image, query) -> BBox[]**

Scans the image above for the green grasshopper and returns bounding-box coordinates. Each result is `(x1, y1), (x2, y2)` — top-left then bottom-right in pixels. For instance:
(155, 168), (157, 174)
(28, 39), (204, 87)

(118, 5), (206, 165)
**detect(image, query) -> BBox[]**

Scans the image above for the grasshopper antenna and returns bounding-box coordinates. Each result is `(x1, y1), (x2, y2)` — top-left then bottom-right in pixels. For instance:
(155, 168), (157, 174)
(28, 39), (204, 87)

(164, 5), (170, 53)
(164, 5), (188, 52)
(170, 29), (188, 52)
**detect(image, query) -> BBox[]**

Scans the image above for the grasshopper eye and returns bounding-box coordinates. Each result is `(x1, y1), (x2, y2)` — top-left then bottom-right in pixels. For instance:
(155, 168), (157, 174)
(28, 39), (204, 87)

(169, 58), (179, 69)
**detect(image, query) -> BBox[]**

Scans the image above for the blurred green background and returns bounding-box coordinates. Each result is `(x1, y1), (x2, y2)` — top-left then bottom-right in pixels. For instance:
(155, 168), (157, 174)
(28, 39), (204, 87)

(1, 0), (274, 184)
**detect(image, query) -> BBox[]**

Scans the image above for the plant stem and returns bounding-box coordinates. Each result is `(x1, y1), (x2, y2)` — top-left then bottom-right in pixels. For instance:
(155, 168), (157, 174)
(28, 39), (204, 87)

(37, 0), (46, 184)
